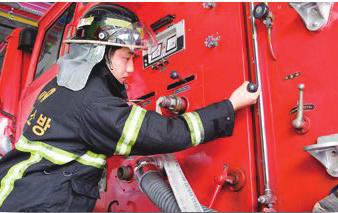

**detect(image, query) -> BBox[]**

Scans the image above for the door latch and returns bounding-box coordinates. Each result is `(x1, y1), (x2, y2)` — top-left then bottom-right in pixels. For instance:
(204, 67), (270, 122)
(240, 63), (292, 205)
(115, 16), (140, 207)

(253, 3), (277, 60)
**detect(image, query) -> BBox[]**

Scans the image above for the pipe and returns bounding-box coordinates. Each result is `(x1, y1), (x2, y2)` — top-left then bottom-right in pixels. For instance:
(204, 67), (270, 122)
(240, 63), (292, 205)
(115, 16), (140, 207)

(250, 2), (275, 209)
(0, 10), (38, 27)
(0, 2), (43, 16)
(135, 160), (215, 212)
(138, 170), (181, 212)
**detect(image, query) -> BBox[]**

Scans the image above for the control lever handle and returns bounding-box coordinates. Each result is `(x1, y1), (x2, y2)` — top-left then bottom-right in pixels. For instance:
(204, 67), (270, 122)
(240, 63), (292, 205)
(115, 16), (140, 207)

(208, 164), (246, 208)
(247, 82), (258, 93)
(292, 84), (305, 129)
(253, 3), (277, 60)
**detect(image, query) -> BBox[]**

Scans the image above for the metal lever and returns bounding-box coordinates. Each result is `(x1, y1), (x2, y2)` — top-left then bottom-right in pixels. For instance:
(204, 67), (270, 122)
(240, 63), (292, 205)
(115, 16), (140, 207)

(292, 84), (305, 129)
(251, 3), (276, 211)
(253, 3), (277, 60)
(208, 165), (246, 208)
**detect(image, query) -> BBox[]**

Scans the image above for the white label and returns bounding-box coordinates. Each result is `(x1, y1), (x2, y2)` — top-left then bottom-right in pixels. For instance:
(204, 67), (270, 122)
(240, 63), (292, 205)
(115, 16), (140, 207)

(143, 20), (185, 68)
(166, 36), (177, 52)
(151, 44), (162, 60)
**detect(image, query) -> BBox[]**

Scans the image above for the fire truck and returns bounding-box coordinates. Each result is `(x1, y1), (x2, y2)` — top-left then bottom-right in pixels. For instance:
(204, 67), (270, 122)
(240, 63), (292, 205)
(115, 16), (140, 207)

(0, 2), (336, 212)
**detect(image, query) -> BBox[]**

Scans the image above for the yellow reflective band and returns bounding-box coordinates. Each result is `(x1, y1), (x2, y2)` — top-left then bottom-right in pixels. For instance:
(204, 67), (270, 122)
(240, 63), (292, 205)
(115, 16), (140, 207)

(0, 153), (42, 207)
(77, 16), (94, 28)
(77, 151), (106, 169)
(115, 106), (147, 156)
(16, 136), (106, 169)
(182, 112), (205, 146)
(105, 18), (133, 29)
(0, 11), (38, 27)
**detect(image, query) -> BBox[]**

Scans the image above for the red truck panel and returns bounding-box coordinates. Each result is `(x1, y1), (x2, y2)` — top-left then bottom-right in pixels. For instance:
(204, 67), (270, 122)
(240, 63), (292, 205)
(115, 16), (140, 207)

(252, 2), (338, 211)
(94, 3), (258, 212)
(0, 2), (336, 212)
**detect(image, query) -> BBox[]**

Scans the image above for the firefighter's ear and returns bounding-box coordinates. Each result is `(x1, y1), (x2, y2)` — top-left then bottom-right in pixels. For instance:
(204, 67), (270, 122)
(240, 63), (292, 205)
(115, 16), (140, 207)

(105, 53), (113, 71)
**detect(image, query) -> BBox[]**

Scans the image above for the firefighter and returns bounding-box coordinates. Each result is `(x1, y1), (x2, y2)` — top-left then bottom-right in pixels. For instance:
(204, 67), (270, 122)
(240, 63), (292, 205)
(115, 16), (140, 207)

(0, 4), (260, 211)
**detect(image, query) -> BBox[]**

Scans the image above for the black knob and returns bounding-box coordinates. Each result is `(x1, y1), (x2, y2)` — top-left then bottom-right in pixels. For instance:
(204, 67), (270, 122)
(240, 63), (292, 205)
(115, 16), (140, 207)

(170, 71), (180, 80)
(247, 82), (258, 93)
(253, 3), (270, 20)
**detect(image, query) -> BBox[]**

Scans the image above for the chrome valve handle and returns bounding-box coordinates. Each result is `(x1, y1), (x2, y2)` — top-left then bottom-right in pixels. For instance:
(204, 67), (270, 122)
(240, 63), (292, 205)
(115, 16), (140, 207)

(292, 84), (305, 129)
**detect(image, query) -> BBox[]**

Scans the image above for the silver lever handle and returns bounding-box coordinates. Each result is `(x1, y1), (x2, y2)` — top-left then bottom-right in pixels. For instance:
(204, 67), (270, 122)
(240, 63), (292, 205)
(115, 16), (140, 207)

(292, 84), (305, 129)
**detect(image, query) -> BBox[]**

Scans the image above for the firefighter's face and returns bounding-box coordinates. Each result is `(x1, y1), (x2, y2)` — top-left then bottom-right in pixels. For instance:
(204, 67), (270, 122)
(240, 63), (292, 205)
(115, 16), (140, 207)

(107, 47), (135, 84)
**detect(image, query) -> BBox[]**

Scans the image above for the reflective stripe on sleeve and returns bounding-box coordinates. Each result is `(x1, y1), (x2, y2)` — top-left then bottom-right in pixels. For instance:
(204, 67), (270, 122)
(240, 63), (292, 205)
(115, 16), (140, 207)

(16, 136), (106, 169)
(115, 105), (147, 156)
(77, 151), (106, 169)
(182, 112), (205, 146)
(0, 153), (42, 207)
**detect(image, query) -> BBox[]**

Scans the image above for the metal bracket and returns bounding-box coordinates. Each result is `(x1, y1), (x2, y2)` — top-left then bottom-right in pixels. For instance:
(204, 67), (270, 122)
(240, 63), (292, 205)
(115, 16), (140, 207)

(304, 134), (338, 177)
(290, 3), (333, 31)
(284, 72), (301, 80)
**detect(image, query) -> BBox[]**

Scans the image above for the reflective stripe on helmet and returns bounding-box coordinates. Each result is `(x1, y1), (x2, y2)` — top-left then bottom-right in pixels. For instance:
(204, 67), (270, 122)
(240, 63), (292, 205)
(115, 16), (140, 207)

(78, 17), (134, 30)
(115, 105), (147, 156)
(16, 136), (106, 169)
(77, 16), (94, 28)
(104, 18), (133, 29)
(182, 112), (205, 146)
(0, 153), (42, 207)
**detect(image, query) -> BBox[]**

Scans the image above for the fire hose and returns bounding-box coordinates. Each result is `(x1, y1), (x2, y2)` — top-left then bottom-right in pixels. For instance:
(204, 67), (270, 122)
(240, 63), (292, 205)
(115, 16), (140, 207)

(134, 158), (215, 212)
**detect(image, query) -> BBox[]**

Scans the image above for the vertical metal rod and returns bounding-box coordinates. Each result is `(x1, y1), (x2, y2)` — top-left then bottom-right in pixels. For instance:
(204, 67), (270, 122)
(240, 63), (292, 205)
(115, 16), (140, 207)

(250, 2), (274, 205)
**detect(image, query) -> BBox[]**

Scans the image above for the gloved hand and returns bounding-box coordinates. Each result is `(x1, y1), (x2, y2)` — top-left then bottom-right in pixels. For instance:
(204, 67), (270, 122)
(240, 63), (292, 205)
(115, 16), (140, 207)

(229, 81), (261, 111)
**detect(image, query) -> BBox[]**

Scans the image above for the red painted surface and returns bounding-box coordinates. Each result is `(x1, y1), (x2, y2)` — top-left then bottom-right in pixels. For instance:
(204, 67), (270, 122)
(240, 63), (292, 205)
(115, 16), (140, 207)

(16, 3), (73, 141)
(0, 2), (336, 212)
(0, 29), (32, 140)
(253, 3), (338, 211)
(95, 3), (257, 212)
(0, 29), (29, 151)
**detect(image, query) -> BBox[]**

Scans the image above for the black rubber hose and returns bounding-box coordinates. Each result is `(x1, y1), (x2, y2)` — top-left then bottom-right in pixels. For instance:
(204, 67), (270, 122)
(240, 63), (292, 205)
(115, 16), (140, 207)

(139, 171), (180, 212)
(138, 170), (215, 212)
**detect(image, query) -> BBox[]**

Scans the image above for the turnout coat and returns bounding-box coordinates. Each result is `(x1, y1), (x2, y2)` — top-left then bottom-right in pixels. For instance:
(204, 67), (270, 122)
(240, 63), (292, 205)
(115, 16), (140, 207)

(0, 61), (235, 211)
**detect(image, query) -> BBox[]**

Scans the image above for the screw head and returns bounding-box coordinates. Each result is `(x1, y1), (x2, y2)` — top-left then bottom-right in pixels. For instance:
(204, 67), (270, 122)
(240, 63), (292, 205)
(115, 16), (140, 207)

(98, 32), (106, 40)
